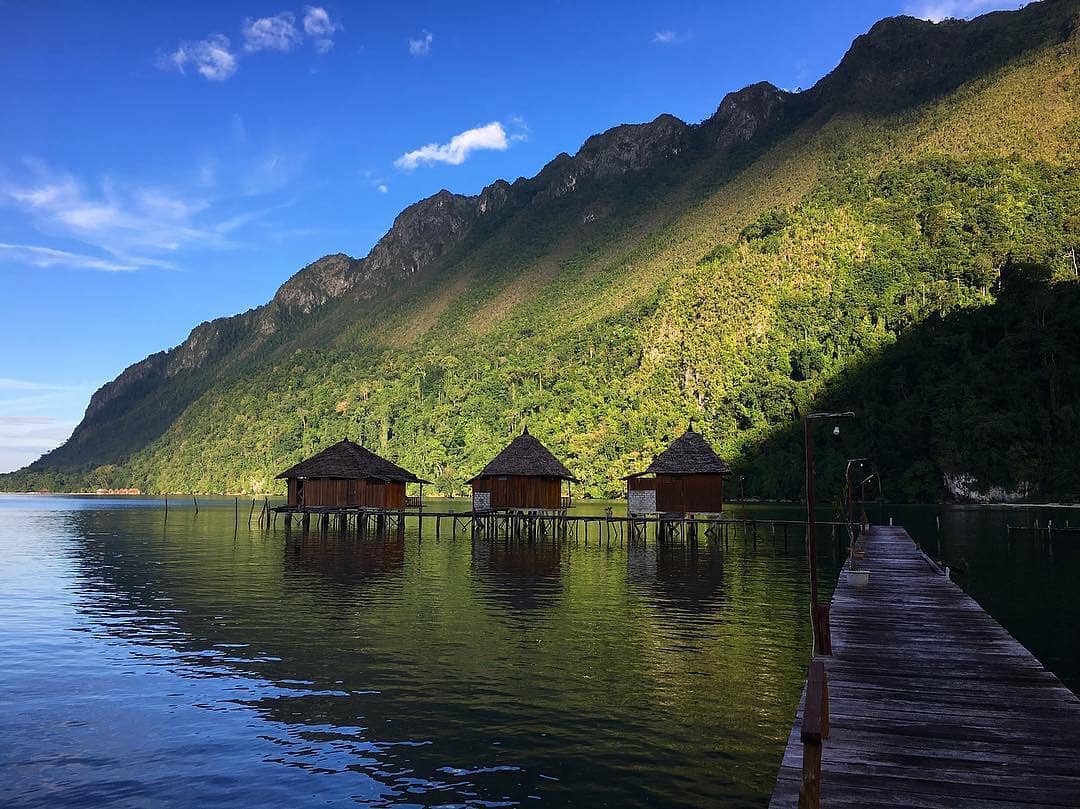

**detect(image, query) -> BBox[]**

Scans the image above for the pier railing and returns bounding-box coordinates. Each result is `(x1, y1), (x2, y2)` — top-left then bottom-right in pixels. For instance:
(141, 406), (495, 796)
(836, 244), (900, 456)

(798, 659), (829, 809)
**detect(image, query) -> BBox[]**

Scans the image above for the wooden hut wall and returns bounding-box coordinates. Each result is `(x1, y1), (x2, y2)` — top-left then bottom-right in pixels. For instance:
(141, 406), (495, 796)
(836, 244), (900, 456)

(289, 478), (406, 509)
(288, 478), (299, 506)
(654, 474), (724, 514)
(472, 475), (562, 510)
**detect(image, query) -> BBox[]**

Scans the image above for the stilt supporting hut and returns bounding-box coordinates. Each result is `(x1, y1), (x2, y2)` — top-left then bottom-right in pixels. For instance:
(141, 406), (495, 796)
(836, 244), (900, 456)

(277, 439), (429, 511)
(624, 424), (731, 517)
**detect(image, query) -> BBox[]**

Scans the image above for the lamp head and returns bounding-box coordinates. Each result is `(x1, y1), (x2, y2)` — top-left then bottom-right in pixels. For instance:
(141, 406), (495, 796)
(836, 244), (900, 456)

(832, 425), (841, 437)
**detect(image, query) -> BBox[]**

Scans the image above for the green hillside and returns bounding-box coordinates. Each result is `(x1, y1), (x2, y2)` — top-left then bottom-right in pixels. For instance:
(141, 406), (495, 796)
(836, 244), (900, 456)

(5, 1), (1080, 501)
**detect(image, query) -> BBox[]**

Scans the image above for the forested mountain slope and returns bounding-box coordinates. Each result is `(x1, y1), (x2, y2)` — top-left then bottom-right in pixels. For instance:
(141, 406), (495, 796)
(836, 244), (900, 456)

(6, 0), (1080, 501)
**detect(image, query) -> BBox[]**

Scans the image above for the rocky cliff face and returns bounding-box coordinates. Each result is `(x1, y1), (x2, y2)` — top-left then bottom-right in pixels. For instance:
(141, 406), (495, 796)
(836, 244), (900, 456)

(358, 185), (509, 290)
(701, 82), (792, 151)
(82, 352), (169, 423)
(259, 94), (804, 320)
(806, 2), (1077, 113)
(273, 253), (358, 314)
(531, 114), (692, 201)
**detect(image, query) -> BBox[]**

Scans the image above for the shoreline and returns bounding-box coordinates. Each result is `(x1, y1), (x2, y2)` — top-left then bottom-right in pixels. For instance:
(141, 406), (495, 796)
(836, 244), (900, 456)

(3, 491), (1080, 509)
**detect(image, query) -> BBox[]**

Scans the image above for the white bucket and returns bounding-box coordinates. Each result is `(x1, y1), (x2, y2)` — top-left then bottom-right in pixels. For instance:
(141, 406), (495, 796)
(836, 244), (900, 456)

(848, 569), (870, 587)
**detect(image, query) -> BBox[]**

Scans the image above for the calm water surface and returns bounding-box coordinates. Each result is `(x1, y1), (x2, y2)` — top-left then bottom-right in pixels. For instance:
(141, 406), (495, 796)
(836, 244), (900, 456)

(1, 496), (1076, 807)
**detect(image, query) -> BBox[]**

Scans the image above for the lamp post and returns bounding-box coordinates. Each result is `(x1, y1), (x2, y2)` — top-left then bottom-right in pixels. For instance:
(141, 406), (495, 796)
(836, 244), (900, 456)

(805, 411), (855, 656)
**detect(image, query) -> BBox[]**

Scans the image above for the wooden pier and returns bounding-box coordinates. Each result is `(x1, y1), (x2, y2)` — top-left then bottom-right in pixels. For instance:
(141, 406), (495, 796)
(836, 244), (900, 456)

(769, 525), (1080, 808)
(267, 504), (851, 547)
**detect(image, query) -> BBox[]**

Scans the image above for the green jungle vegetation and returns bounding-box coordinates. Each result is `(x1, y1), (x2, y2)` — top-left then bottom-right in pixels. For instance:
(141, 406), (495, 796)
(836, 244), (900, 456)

(5, 2), (1080, 502)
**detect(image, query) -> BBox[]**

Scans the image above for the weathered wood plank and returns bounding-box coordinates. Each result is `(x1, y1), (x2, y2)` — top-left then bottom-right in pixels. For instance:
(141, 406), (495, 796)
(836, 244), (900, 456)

(768, 525), (1080, 808)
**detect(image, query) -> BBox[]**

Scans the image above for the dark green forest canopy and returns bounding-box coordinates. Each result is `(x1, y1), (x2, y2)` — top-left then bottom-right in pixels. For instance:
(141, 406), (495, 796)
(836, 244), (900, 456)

(5, 2), (1080, 501)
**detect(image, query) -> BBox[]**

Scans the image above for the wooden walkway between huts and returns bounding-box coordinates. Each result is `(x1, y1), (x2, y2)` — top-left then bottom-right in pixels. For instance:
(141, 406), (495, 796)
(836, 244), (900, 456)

(769, 525), (1080, 808)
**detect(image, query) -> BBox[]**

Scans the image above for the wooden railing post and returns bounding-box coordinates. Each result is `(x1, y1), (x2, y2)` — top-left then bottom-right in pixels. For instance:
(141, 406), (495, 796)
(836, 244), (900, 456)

(799, 660), (829, 809)
(816, 603), (832, 656)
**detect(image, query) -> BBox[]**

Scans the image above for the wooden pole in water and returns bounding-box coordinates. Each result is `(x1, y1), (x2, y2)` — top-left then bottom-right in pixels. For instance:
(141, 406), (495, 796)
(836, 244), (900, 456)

(248, 498), (256, 527)
(234, 496), (238, 534)
(164, 493), (168, 523)
(193, 495), (199, 515)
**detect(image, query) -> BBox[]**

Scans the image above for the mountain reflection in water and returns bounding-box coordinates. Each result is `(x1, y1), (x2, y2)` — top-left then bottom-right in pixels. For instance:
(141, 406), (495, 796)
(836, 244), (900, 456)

(3, 497), (1076, 808)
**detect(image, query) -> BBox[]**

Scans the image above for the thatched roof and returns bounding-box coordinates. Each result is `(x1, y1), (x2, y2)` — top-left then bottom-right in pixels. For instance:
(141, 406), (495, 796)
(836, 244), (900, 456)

(626, 426), (731, 477)
(469, 427), (577, 482)
(277, 439), (429, 483)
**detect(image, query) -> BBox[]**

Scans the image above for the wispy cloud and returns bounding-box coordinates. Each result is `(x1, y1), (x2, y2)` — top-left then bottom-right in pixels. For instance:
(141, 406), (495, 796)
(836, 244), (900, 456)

(0, 405), (85, 473)
(158, 34), (238, 81)
(2, 171), (226, 260)
(0, 378), (96, 472)
(904, 0), (1027, 22)
(0, 379), (85, 393)
(508, 116), (529, 143)
(303, 6), (340, 53)
(0, 161), (294, 269)
(0, 243), (140, 272)
(395, 122), (510, 170)
(408, 30), (433, 56)
(0, 417), (78, 473)
(360, 170), (389, 193)
(242, 12), (301, 52)
(652, 30), (685, 45)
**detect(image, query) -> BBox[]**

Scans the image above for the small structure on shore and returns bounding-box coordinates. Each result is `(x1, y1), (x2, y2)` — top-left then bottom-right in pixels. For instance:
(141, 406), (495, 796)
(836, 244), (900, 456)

(624, 425), (730, 515)
(469, 427), (577, 512)
(277, 439), (428, 510)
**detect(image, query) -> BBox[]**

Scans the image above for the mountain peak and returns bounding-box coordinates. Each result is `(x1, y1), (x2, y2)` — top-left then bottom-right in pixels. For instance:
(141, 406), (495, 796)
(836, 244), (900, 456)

(808, 0), (1079, 113)
(532, 113), (692, 201)
(703, 81), (792, 151)
(273, 253), (357, 314)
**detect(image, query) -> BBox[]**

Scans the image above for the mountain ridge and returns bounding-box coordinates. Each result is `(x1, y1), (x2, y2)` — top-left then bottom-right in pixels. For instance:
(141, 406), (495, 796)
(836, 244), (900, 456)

(8, 0), (1080, 499)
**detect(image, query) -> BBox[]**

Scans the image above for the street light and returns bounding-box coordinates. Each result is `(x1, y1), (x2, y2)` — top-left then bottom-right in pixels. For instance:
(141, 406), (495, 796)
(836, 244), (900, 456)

(805, 411), (855, 657)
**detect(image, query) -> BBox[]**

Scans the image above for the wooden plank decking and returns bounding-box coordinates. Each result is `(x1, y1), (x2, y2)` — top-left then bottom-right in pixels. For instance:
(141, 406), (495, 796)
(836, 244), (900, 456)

(769, 525), (1080, 808)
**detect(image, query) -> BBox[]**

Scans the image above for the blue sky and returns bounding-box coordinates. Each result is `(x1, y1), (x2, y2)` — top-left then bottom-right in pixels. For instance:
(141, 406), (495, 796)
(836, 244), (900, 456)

(0, 0), (1028, 472)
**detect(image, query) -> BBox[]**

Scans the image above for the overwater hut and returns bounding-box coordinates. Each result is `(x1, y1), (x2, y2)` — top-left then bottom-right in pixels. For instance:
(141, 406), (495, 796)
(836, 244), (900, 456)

(277, 439), (429, 510)
(624, 425), (731, 515)
(469, 427), (577, 512)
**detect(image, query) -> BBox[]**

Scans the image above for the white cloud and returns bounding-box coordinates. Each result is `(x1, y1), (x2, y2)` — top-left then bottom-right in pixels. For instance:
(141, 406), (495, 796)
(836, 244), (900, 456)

(242, 12), (301, 53)
(159, 34), (237, 81)
(0, 167), (267, 267)
(3, 174), (217, 255)
(652, 30), (682, 44)
(904, 0), (1027, 22)
(303, 6), (339, 53)
(395, 122), (509, 170)
(0, 243), (140, 272)
(377, 183), (388, 193)
(408, 30), (433, 56)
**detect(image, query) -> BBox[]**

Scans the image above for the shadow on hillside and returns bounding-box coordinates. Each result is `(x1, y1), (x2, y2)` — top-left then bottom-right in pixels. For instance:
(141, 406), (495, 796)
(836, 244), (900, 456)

(737, 267), (1080, 502)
